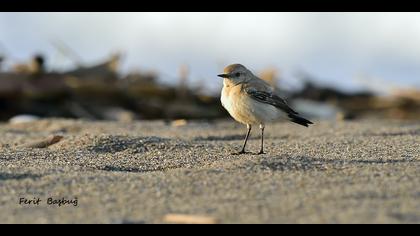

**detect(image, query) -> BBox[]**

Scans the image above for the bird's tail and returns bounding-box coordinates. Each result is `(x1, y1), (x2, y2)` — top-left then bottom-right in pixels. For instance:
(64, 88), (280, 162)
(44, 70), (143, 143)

(288, 114), (313, 127)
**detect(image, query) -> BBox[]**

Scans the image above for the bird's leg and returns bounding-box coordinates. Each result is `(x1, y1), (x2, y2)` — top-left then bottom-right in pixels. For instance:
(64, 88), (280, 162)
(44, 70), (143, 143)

(233, 124), (251, 155)
(258, 124), (266, 155)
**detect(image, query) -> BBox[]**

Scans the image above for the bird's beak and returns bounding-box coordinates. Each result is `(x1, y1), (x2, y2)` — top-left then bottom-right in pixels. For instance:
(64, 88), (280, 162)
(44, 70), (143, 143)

(217, 74), (229, 78)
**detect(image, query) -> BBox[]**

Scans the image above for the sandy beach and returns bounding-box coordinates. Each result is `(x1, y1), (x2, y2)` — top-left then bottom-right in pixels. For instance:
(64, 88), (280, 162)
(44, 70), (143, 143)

(0, 118), (419, 224)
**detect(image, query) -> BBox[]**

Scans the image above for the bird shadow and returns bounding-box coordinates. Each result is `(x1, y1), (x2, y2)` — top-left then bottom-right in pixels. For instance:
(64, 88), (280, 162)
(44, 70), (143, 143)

(259, 155), (418, 172)
(98, 165), (169, 173)
(364, 129), (420, 137)
(194, 134), (290, 141)
(0, 173), (42, 181)
(194, 135), (256, 141)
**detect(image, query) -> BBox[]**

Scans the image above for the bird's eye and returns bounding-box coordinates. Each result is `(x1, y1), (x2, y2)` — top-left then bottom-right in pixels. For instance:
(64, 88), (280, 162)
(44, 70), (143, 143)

(235, 72), (240, 77)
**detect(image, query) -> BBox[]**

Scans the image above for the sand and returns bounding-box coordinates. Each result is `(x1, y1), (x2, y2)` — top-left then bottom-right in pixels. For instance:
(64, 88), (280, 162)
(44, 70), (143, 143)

(0, 118), (419, 224)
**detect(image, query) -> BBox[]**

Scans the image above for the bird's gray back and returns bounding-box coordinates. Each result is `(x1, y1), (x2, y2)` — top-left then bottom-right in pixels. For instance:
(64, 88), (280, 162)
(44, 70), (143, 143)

(243, 76), (298, 115)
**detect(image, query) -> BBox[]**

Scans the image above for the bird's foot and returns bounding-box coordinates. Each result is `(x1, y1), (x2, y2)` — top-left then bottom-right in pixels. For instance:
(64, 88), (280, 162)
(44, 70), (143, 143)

(256, 150), (266, 155)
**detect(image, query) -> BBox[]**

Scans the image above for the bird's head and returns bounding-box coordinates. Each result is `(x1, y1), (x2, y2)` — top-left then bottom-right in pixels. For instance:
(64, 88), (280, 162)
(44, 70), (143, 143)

(218, 64), (253, 83)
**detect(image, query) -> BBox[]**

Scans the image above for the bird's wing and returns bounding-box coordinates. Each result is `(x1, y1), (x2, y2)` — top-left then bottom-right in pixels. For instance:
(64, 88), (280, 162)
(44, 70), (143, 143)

(244, 83), (298, 115)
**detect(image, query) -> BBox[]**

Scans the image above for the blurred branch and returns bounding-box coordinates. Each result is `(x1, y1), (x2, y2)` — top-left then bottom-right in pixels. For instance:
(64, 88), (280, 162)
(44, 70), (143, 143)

(50, 39), (85, 67)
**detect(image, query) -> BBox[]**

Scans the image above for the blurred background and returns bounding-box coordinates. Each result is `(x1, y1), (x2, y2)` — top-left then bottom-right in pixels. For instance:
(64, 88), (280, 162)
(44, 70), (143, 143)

(1, 12), (420, 123)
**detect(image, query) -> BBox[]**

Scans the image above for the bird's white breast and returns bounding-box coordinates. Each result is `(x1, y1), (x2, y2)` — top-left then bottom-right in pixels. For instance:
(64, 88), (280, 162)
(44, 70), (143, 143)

(221, 87), (233, 113)
(221, 82), (288, 125)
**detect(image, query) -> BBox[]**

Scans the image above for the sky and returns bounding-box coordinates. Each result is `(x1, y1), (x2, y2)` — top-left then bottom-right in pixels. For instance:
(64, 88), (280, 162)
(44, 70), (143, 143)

(1, 12), (420, 94)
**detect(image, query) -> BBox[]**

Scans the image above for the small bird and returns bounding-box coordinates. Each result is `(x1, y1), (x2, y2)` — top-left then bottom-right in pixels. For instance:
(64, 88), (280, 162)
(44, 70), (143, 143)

(218, 64), (313, 155)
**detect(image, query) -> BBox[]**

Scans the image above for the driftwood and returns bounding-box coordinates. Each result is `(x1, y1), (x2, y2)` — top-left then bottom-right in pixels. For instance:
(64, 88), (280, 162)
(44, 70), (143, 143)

(62, 53), (120, 81)
(18, 135), (63, 149)
(171, 119), (187, 127)
(163, 214), (218, 224)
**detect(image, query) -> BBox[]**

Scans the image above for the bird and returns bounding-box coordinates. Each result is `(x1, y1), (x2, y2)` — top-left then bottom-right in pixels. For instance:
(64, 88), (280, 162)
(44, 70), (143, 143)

(218, 64), (313, 155)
